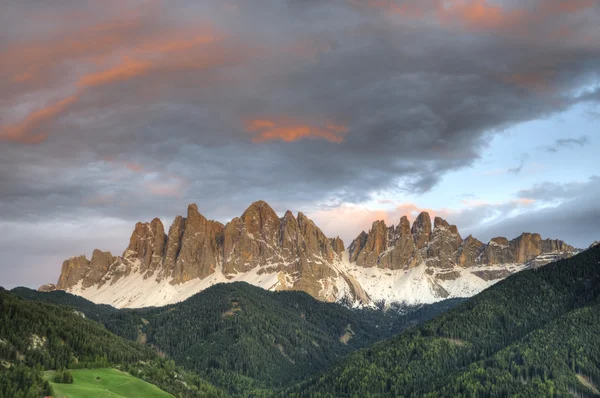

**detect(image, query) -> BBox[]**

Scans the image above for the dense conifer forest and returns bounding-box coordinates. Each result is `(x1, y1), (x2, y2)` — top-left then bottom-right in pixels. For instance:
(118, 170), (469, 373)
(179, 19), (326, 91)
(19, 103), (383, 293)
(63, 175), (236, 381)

(0, 288), (224, 397)
(290, 245), (600, 397)
(11, 282), (462, 395)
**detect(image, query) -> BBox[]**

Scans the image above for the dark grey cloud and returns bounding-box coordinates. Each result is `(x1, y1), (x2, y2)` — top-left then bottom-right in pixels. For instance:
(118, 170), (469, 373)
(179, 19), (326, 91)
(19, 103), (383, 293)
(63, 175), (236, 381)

(1, 0), (600, 288)
(543, 135), (590, 153)
(516, 177), (599, 201)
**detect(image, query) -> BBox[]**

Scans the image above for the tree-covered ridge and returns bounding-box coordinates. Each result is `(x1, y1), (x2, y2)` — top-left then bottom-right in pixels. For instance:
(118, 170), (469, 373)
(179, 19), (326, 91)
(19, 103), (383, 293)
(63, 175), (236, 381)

(12, 282), (463, 395)
(10, 287), (144, 341)
(0, 288), (224, 397)
(0, 287), (155, 369)
(426, 298), (600, 397)
(291, 244), (600, 397)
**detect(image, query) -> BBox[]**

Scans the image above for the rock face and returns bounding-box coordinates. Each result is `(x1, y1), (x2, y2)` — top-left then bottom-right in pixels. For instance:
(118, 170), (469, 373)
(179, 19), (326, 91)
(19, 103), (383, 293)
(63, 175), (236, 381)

(411, 212), (432, 254)
(123, 219), (166, 277)
(52, 201), (351, 303)
(457, 235), (485, 268)
(37, 284), (56, 292)
(172, 204), (224, 283)
(330, 237), (345, 255)
(348, 214), (576, 271)
(49, 203), (579, 309)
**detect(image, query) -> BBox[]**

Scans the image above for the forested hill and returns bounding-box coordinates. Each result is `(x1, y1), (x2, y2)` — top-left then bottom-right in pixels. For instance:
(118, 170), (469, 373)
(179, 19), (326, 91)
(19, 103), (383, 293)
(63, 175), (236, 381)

(11, 282), (464, 395)
(290, 244), (600, 397)
(0, 288), (224, 398)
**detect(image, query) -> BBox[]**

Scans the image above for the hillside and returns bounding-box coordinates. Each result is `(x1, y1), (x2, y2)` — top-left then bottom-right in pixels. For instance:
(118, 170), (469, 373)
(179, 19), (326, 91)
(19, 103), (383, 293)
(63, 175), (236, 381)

(12, 282), (464, 395)
(291, 244), (600, 397)
(0, 288), (224, 397)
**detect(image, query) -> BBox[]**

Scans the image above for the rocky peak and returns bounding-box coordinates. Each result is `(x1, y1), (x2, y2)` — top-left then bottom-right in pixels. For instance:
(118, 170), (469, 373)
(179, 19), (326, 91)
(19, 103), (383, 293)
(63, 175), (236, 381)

(427, 217), (462, 269)
(378, 216), (419, 270)
(354, 220), (389, 267)
(433, 216), (449, 229)
(411, 212), (432, 252)
(242, 201), (280, 239)
(222, 202), (280, 275)
(86, 249), (116, 288)
(511, 232), (542, 263)
(397, 216), (411, 236)
(280, 210), (300, 247)
(457, 235), (485, 268)
(171, 203), (224, 283)
(480, 237), (512, 264)
(56, 255), (90, 290)
(123, 218), (166, 278)
(348, 231), (369, 263)
(297, 212), (335, 261)
(162, 215), (186, 278)
(330, 237), (345, 255)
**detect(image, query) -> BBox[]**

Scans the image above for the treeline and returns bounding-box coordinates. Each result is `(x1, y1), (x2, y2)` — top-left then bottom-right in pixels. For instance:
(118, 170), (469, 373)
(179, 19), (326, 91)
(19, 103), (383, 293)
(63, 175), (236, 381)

(0, 364), (52, 398)
(290, 245), (600, 397)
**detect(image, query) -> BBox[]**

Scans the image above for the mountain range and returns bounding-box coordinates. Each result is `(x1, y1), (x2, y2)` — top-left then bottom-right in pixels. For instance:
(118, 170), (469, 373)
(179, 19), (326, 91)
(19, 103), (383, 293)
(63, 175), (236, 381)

(40, 200), (579, 308)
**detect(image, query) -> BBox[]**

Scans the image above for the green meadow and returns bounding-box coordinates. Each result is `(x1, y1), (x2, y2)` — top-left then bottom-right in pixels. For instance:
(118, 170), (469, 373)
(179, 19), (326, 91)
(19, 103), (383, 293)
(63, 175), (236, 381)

(45, 368), (173, 398)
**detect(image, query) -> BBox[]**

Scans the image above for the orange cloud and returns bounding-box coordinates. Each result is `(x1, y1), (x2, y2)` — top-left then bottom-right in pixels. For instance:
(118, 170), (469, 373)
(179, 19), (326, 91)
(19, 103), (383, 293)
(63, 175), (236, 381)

(2, 16), (145, 85)
(0, 93), (80, 144)
(134, 32), (219, 54)
(77, 59), (151, 88)
(13, 72), (33, 83)
(435, 0), (525, 31)
(1, 26), (233, 144)
(245, 118), (349, 143)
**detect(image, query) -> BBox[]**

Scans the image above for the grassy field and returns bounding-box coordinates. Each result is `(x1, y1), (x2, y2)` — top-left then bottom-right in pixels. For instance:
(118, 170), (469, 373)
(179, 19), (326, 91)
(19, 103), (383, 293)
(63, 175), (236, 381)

(45, 368), (174, 398)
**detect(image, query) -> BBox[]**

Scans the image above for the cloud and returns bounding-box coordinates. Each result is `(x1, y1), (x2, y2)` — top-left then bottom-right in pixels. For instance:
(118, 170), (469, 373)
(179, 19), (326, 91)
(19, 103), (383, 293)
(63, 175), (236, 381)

(516, 176), (598, 201)
(469, 176), (600, 248)
(543, 135), (590, 153)
(244, 118), (349, 143)
(0, 0), (599, 287)
(0, 94), (80, 144)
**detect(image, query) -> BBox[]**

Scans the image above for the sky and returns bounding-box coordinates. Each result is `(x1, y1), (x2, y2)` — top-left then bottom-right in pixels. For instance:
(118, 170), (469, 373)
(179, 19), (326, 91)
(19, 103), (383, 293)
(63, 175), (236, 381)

(1, 0), (599, 289)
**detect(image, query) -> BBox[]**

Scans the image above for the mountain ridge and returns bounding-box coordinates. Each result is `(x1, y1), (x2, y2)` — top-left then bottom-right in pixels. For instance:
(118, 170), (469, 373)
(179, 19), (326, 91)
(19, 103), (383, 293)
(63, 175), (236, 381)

(42, 200), (579, 308)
